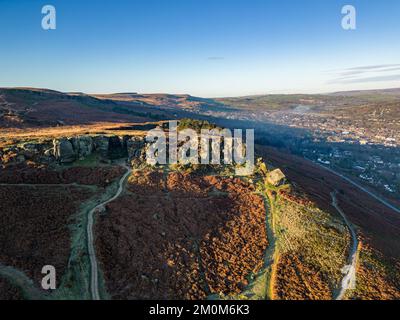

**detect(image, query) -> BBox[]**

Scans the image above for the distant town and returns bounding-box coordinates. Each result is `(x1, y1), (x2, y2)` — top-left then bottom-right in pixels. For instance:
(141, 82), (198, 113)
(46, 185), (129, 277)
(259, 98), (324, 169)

(191, 96), (400, 202)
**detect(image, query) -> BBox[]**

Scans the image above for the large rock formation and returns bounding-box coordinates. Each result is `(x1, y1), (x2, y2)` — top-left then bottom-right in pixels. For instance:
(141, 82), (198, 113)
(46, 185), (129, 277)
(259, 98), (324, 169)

(126, 137), (146, 161)
(54, 138), (76, 163)
(54, 136), (104, 163)
(93, 136), (109, 157)
(70, 136), (94, 159)
(106, 136), (128, 159)
(1, 135), (148, 166)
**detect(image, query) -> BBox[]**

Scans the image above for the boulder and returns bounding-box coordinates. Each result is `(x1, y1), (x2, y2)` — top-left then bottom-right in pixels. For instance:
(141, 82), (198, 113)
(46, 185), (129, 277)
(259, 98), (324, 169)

(53, 138), (76, 163)
(266, 168), (286, 186)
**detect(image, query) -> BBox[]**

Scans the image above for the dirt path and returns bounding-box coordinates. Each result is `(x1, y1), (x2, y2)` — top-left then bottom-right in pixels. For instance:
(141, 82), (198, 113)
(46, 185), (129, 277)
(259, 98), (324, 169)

(87, 165), (131, 300)
(265, 192), (278, 300)
(331, 191), (359, 300)
(252, 190), (279, 300)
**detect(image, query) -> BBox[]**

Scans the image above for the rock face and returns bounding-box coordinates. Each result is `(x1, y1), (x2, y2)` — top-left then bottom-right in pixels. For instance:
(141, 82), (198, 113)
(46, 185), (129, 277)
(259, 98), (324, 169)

(61, 136), (129, 163)
(93, 136), (109, 157)
(126, 137), (146, 161)
(70, 136), (94, 159)
(266, 168), (286, 186)
(53, 136), (108, 163)
(107, 136), (127, 159)
(1, 135), (148, 166)
(54, 138), (76, 163)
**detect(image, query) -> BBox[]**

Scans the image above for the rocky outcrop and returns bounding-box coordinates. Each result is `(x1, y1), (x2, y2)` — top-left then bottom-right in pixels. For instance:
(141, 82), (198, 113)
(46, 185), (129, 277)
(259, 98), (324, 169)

(54, 138), (76, 163)
(70, 136), (94, 159)
(107, 136), (127, 159)
(93, 136), (109, 157)
(126, 137), (146, 161)
(53, 136), (110, 163)
(1, 135), (148, 166)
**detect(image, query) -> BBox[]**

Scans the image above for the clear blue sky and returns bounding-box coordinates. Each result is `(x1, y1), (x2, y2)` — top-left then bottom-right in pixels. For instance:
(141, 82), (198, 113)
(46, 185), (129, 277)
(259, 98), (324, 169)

(0, 0), (399, 97)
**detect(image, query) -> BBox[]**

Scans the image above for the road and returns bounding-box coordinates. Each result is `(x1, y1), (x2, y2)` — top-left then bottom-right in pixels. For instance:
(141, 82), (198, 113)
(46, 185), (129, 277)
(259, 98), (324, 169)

(316, 162), (400, 215)
(331, 191), (358, 300)
(87, 165), (132, 300)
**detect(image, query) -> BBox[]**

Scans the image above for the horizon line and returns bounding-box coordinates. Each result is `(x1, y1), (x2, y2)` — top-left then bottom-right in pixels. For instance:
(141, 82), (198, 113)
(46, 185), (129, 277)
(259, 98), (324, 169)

(1, 86), (400, 99)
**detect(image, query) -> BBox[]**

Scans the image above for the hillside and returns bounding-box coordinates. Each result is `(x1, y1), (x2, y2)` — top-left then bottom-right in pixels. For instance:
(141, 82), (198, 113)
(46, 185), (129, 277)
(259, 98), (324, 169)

(0, 118), (399, 300)
(1, 89), (399, 300)
(0, 129), (362, 300)
(0, 88), (168, 129)
(216, 89), (400, 112)
(92, 92), (230, 112)
(0, 88), (234, 131)
(330, 88), (400, 97)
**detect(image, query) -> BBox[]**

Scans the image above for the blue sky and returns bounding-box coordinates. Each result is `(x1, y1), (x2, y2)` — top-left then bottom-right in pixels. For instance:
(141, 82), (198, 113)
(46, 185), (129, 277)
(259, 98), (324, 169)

(0, 0), (399, 97)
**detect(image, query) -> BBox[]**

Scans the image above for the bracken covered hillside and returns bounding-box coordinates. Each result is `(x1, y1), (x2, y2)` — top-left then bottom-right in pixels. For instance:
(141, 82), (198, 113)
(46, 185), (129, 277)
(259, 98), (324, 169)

(96, 169), (268, 299)
(0, 117), (399, 300)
